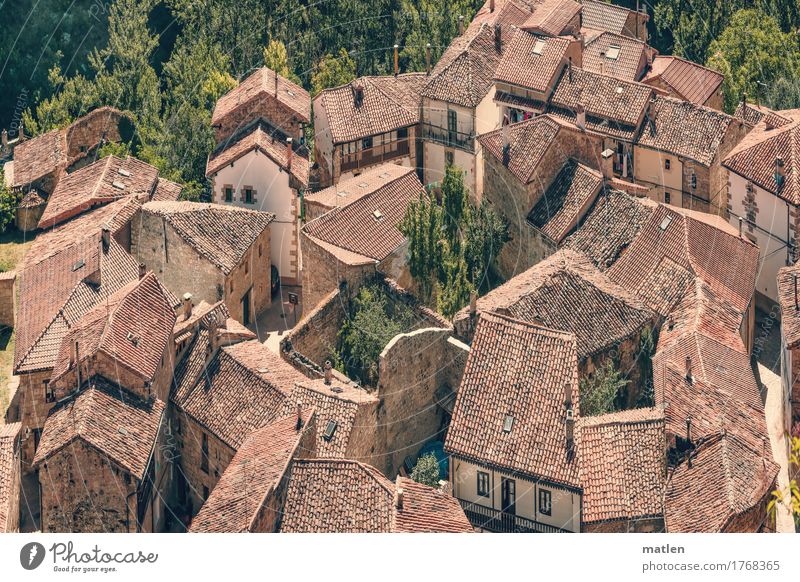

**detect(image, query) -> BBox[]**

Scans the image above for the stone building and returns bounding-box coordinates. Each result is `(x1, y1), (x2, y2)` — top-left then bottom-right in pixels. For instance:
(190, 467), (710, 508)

(189, 410), (317, 533)
(301, 163), (422, 308)
(576, 408), (666, 532)
(453, 249), (657, 396)
(278, 459), (473, 533)
(211, 67), (310, 146)
(0, 270), (15, 329)
(723, 108), (800, 307)
(206, 121), (308, 285)
(778, 266), (800, 424)
(446, 312), (582, 533)
(313, 73), (426, 187)
(132, 201), (274, 326)
(0, 423), (22, 532)
(641, 56), (724, 109)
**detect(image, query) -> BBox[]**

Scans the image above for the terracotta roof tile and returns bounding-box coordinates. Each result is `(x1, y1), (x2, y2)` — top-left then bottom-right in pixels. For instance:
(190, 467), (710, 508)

(49, 273), (176, 385)
(189, 411), (315, 532)
(0, 423), (21, 532)
(314, 74), (426, 144)
(455, 250), (655, 360)
(664, 433), (779, 532)
(392, 477), (474, 533)
(141, 201), (274, 275)
(608, 204), (758, 315)
(527, 160), (604, 242)
(11, 128), (67, 187)
(642, 56), (723, 105)
(636, 96), (734, 166)
(733, 102), (773, 128)
(205, 122), (309, 187)
(521, 0), (580, 36)
(39, 155), (158, 228)
(302, 163), (422, 262)
(494, 29), (571, 93)
(579, 0), (645, 35)
(33, 381), (165, 479)
(171, 336), (298, 449)
(583, 32), (648, 81)
(151, 178), (183, 202)
(305, 163), (417, 211)
(778, 265), (800, 347)
(577, 408), (666, 524)
(445, 312), (581, 487)
(212, 67), (310, 127)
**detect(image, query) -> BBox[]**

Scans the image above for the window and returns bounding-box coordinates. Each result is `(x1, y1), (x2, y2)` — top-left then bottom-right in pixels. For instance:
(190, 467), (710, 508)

(224, 186), (233, 202)
(244, 260), (249, 275)
(448, 109), (458, 134)
(397, 127), (408, 140)
(362, 136), (373, 150)
(664, 159), (671, 170)
(202, 486), (209, 501)
(606, 45), (621, 60)
(445, 150), (455, 167)
(200, 432), (209, 474)
(539, 488), (552, 516)
(477, 471), (490, 497)
(243, 188), (254, 204)
(44, 380), (55, 403)
(230, 281), (234, 293)
(665, 191), (671, 205)
(258, 243), (263, 258)
(532, 38), (546, 55)
(691, 173), (697, 190)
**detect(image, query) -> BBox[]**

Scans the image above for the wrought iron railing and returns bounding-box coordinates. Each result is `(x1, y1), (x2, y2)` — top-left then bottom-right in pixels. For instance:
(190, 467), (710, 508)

(340, 139), (410, 172)
(458, 498), (572, 533)
(420, 123), (475, 152)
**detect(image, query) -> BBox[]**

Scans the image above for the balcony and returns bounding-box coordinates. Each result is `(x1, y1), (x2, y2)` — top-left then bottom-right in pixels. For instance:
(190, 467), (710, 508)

(340, 139), (410, 173)
(458, 499), (572, 533)
(421, 123), (475, 153)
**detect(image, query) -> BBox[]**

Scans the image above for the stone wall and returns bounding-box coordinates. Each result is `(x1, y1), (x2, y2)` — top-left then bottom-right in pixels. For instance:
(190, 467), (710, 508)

(376, 328), (468, 476)
(791, 347), (800, 421)
(1, 431), (20, 532)
(215, 99), (305, 146)
(223, 227), (271, 325)
(14, 369), (56, 473)
(38, 439), (139, 532)
(15, 205), (44, 232)
(64, 107), (126, 160)
(282, 287), (347, 377)
(583, 517), (664, 533)
(0, 271), (15, 328)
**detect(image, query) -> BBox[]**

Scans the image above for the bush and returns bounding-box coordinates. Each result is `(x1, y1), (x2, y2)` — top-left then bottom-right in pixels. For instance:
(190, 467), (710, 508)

(579, 361), (628, 417)
(410, 454), (441, 488)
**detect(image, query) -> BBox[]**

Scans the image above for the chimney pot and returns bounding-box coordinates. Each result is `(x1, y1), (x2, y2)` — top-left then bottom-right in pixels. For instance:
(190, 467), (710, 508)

(296, 400), (303, 430)
(274, 69), (279, 94)
(18, 121), (25, 141)
(494, 24), (502, 51)
(286, 137), (293, 170)
(393, 44), (399, 76)
(739, 216), (743, 238)
(1, 129), (7, 150)
(353, 83), (364, 107)
(685, 355), (692, 382)
(426, 43), (432, 75)
(101, 226), (111, 252)
(138, 263), (146, 279)
(563, 381), (572, 409)
(565, 409), (575, 451)
(600, 148), (614, 181)
(395, 487), (404, 510)
(469, 290), (477, 315)
(182, 292), (193, 320)
(324, 360), (333, 385)
(575, 103), (586, 131)
(459, 15), (465, 36)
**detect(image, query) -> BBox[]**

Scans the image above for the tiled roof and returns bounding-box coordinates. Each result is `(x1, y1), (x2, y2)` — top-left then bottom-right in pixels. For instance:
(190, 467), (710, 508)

(281, 378), (378, 458)
(205, 122), (309, 187)
(33, 380), (165, 479)
(19, 189), (46, 208)
(445, 312), (581, 487)
(608, 204), (758, 315)
(471, 0), (532, 31)
(11, 128), (67, 187)
(550, 67), (653, 138)
(527, 160), (604, 242)
(152, 178), (183, 202)
(577, 408), (665, 524)
(49, 273), (176, 385)
(141, 202), (274, 275)
(778, 265), (800, 348)
(302, 163), (422, 263)
(314, 73), (426, 144)
(454, 250), (654, 360)
(583, 32), (648, 81)
(422, 23), (506, 108)
(579, 0), (645, 35)
(212, 67), (310, 126)
(38, 155), (158, 229)
(305, 163), (416, 211)
(189, 411), (314, 532)
(478, 114), (563, 184)
(564, 189), (655, 269)
(664, 433), (779, 533)
(14, 235), (139, 373)
(171, 335), (299, 449)
(733, 102), (773, 128)
(723, 109), (800, 205)
(521, 0), (580, 36)
(0, 423), (21, 532)
(642, 56), (723, 105)
(636, 96), (735, 166)
(279, 459), (472, 532)
(494, 29), (570, 93)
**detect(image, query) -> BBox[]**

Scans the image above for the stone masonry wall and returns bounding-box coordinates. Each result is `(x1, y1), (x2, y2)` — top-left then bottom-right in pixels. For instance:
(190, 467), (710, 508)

(224, 226), (271, 325)
(0, 271), (15, 328)
(215, 99), (305, 146)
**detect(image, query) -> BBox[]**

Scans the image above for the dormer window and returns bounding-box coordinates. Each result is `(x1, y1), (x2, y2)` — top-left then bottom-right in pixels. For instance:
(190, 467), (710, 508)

(532, 38), (546, 55)
(606, 45), (621, 60)
(503, 415), (514, 433)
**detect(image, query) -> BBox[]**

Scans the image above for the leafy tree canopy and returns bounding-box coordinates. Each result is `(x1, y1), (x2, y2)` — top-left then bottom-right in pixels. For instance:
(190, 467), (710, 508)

(410, 453), (441, 488)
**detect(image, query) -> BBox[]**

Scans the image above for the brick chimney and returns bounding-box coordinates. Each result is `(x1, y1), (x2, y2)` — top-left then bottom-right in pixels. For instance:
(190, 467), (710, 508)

(274, 69), (279, 95)
(469, 290), (477, 315)
(286, 137), (293, 170)
(138, 263), (147, 279)
(565, 408), (575, 452)
(459, 15), (465, 36)
(395, 487), (404, 511)
(494, 24), (502, 52)
(775, 156), (785, 188)
(205, 313), (220, 364)
(490, 0), (495, 12)
(575, 103), (586, 131)
(426, 43), (432, 75)
(324, 360), (333, 385)
(182, 292), (193, 320)
(18, 121), (25, 141)
(563, 381), (572, 410)
(685, 355), (692, 382)
(393, 44), (399, 76)
(296, 400), (303, 430)
(100, 225), (111, 253)
(353, 83), (364, 107)
(501, 114), (511, 166)
(600, 148), (614, 181)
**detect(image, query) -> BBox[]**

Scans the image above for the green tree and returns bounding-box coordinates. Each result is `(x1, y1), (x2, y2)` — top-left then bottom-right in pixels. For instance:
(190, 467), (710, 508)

(311, 49), (356, 96)
(0, 171), (19, 234)
(706, 9), (800, 112)
(410, 453), (441, 487)
(263, 39), (302, 85)
(769, 434), (800, 529)
(436, 250), (474, 319)
(336, 284), (414, 385)
(463, 199), (509, 291)
(22, 62), (100, 135)
(400, 190), (443, 301)
(579, 361), (628, 417)
(441, 165), (468, 250)
(397, 0), (477, 71)
(635, 326), (658, 408)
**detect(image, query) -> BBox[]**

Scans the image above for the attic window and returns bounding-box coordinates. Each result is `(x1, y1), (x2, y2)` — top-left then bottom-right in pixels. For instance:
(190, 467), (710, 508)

(286, 89), (296, 97)
(330, 386), (344, 394)
(606, 45), (621, 60)
(117, 168), (131, 177)
(71, 259), (85, 272)
(659, 214), (673, 231)
(532, 38), (546, 55)
(112, 180), (126, 190)
(358, 182), (369, 188)
(127, 332), (140, 347)
(323, 420), (338, 441)
(503, 415), (514, 433)
(337, 191), (349, 197)
(373, 209), (384, 221)
(118, 427), (129, 436)
(256, 368), (269, 373)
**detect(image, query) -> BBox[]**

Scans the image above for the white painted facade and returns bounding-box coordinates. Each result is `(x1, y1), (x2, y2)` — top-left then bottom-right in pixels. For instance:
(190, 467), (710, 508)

(209, 148), (300, 283)
(727, 171), (795, 304)
(450, 457), (581, 532)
